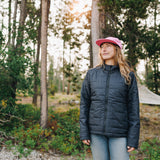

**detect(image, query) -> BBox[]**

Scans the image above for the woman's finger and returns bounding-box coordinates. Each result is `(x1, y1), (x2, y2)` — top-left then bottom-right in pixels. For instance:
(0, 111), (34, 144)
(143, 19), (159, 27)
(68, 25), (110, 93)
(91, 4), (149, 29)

(127, 146), (135, 152)
(82, 140), (90, 145)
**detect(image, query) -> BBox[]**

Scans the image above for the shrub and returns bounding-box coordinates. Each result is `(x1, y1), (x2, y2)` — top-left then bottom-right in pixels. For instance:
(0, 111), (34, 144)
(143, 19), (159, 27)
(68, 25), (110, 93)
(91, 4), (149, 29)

(140, 138), (160, 160)
(12, 124), (51, 150)
(49, 109), (88, 155)
(0, 104), (40, 132)
(130, 138), (160, 160)
(2, 105), (88, 157)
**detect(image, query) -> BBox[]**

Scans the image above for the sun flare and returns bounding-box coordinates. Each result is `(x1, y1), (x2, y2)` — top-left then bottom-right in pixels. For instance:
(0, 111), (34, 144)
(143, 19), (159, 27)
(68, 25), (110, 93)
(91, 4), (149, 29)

(70, 0), (91, 15)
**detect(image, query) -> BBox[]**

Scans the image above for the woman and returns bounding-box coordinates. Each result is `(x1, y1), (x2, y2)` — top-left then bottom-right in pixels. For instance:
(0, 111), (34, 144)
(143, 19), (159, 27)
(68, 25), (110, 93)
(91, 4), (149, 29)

(79, 37), (140, 160)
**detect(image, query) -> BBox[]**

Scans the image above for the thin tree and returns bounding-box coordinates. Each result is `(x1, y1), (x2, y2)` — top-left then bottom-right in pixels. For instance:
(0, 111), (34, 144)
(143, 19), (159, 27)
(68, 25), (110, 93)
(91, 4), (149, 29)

(33, 4), (42, 106)
(8, 0), (12, 46)
(91, 0), (105, 67)
(11, 0), (18, 47)
(40, 0), (50, 129)
(91, 0), (100, 67)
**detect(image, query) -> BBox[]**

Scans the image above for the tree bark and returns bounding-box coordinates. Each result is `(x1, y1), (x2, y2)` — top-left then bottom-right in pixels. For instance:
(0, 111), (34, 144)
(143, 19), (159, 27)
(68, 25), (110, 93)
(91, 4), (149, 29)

(62, 40), (65, 93)
(33, 4), (42, 106)
(16, 0), (27, 49)
(12, 0), (18, 47)
(10, 0), (27, 101)
(40, 0), (50, 129)
(91, 0), (105, 67)
(153, 0), (158, 94)
(91, 0), (100, 67)
(32, 26), (41, 106)
(8, 0), (12, 46)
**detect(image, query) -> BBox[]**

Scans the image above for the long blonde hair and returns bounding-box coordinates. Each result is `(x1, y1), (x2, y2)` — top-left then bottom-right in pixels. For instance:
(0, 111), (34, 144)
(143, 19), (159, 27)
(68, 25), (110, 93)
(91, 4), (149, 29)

(98, 44), (134, 85)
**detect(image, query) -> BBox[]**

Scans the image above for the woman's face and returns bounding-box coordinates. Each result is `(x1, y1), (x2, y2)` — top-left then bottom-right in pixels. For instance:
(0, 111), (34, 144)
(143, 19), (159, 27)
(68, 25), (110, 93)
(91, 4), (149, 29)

(100, 43), (116, 64)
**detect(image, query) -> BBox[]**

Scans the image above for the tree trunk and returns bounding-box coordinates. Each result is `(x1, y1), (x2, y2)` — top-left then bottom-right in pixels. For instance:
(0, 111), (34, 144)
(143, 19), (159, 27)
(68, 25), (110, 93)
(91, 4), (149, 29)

(62, 40), (65, 92)
(153, 0), (158, 94)
(8, 0), (12, 46)
(91, 0), (104, 67)
(67, 80), (70, 95)
(12, 0), (18, 47)
(32, 28), (41, 106)
(16, 0), (27, 49)
(9, 0), (27, 101)
(89, 30), (93, 68)
(33, 4), (42, 106)
(40, 0), (50, 129)
(91, 0), (99, 67)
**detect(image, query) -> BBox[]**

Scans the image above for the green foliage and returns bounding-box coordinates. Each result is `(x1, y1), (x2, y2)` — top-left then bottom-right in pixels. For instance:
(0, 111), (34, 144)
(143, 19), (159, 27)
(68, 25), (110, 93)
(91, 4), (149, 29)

(0, 31), (35, 107)
(0, 104), (40, 132)
(2, 104), (160, 159)
(72, 71), (82, 92)
(2, 104), (88, 157)
(142, 28), (160, 94)
(12, 124), (51, 149)
(49, 109), (87, 155)
(130, 138), (160, 160)
(48, 57), (58, 95)
(140, 138), (160, 160)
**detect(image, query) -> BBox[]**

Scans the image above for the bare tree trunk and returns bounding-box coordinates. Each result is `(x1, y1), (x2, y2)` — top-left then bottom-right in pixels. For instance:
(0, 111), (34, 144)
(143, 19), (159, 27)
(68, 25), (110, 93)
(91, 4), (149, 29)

(8, 0), (12, 46)
(91, 0), (100, 67)
(91, 0), (106, 67)
(12, 0), (18, 47)
(33, 5), (42, 106)
(32, 29), (41, 106)
(90, 30), (93, 68)
(40, 0), (50, 129)
(16, 0), (27, 49)
(67, 80), (70, 95)
(62, 40), (65, 93)
(153, 0), (158, 94)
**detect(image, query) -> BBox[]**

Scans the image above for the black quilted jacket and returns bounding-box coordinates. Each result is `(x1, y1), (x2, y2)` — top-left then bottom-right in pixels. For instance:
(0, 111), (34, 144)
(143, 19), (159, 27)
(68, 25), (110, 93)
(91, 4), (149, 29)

(79, 64), (140, 149)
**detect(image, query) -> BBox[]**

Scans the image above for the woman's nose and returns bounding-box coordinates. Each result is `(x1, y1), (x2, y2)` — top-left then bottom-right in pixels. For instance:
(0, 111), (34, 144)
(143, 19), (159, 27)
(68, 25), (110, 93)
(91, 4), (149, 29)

(102, 48), (107, 52)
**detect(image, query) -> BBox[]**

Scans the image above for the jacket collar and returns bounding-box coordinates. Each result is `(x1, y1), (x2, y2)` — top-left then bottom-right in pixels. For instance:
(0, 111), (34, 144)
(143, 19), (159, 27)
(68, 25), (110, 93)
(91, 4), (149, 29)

(102, 63), (119, 71)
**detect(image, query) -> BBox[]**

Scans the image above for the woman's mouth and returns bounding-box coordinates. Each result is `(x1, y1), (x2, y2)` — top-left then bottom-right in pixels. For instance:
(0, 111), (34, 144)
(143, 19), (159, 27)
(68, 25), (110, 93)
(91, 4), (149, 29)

(103, 53), (109, 55)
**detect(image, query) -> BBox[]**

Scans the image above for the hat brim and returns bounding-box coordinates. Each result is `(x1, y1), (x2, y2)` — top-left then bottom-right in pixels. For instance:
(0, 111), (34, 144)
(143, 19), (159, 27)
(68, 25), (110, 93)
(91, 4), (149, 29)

(96, 39), (119, 47)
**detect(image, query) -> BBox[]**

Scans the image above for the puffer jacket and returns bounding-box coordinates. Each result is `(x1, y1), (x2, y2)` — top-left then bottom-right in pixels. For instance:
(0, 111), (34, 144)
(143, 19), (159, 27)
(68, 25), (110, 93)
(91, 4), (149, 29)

(80, 64), (140, 149)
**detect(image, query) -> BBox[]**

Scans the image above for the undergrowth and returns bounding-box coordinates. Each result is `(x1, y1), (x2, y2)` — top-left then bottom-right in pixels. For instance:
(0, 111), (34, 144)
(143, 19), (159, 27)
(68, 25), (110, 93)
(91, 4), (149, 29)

(0, 104), (160, 159)
(0, 104), (88, 158)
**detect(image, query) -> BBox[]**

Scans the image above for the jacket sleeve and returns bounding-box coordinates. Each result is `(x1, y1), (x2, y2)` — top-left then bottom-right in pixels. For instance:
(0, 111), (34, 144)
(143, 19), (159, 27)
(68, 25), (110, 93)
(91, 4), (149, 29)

(79, 71), (91, 140)
(127, 72), (140, 149)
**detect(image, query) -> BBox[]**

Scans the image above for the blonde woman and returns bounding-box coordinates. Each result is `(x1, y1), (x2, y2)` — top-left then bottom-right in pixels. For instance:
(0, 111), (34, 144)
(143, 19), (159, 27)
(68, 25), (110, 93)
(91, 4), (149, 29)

(80, 37), (140, 160)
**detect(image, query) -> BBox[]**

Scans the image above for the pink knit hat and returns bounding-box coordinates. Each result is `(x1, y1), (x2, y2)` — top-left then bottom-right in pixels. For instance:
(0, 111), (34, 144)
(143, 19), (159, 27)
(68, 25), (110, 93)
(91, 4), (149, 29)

(96, 37), (122, 50)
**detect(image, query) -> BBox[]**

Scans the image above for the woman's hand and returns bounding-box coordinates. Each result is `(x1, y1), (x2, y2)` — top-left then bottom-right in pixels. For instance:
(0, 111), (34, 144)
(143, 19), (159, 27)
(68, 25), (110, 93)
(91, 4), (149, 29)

(82, 140), (90, 145)
(127, 146), (135, 152)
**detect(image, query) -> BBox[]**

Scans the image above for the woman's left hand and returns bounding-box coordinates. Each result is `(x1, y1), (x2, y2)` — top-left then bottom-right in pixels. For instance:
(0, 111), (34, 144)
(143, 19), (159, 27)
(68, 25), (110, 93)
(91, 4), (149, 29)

(127, 146), (135, 152)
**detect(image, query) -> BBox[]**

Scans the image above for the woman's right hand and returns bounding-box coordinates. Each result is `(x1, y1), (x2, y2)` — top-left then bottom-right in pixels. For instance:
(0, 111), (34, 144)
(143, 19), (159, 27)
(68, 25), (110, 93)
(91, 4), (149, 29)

(82, 140), (90, 145)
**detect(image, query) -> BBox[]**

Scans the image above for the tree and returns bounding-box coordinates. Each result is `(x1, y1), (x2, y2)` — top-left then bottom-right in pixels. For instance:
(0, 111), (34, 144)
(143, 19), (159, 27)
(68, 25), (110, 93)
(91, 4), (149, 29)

(91, 0), (101, 67)
(52, 0), (74, 92)
(48, 56), (58, 95)
(0, 0), (36, 113)
(7, 0), (27, 104)
(52, 0), (85, 94)
(40, 0), (50, 129)
(142, 0), (160, 94)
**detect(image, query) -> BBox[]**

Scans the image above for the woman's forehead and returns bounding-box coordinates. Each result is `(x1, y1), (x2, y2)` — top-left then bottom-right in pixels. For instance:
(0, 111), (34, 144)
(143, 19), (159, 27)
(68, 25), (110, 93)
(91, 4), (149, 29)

(101, 42), (113, 47)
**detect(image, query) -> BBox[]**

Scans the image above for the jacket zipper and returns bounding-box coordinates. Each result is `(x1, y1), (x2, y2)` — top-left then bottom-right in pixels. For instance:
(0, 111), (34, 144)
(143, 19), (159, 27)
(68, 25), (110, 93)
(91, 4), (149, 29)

(103, 67), (111, 133)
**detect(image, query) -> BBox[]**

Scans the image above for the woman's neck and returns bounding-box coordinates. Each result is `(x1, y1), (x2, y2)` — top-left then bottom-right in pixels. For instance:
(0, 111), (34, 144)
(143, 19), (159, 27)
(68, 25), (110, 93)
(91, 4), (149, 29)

(104, 60), (117, 66)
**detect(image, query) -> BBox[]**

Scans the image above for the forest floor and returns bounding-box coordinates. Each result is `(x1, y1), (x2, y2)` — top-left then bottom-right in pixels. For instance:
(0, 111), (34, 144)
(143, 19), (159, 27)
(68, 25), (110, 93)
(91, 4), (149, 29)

(15, 93), (160, 159)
